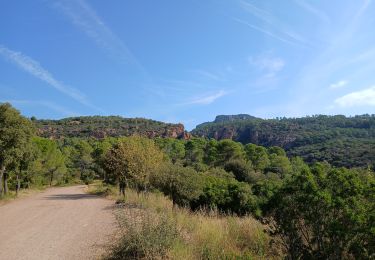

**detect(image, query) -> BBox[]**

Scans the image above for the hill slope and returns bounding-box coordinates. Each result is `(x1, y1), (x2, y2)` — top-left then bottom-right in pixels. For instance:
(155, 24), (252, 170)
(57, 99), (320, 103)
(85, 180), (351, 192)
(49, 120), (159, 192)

(35, 116), (190, 139)
(192, 114), (375, 168)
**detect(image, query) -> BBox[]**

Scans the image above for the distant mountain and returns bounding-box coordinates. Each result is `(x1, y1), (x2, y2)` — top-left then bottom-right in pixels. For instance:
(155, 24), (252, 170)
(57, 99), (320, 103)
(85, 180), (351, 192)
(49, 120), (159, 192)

(35, 116), (190, 140)
(192, 114), (375, 168)
(213, 114), (259, 123)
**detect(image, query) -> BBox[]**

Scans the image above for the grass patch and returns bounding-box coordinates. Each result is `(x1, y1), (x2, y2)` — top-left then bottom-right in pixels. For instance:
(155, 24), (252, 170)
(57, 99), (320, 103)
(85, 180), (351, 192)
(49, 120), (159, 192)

(89, 182), (282, 259)
(0, 187), (46, 205)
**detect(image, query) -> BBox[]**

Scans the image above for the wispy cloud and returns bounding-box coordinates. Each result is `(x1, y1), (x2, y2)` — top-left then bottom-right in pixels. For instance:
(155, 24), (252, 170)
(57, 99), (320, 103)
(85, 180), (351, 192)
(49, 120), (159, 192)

(249, 53), (285, 79)
(293, 0), (330, 24)
(334, 86), (375, 107)
(0, 45), (99, 110)
(186, 90), (227, 105)
(190, 69), (222, 81)
(330, 80), (348, 89)
(355, 0), (372, 19)
(233, 18), (298, 46)
(283, 0), (375, 115)
(0, 99), (79, 117)
(237, 1), (308, 47)
(53, 0), (144, 71)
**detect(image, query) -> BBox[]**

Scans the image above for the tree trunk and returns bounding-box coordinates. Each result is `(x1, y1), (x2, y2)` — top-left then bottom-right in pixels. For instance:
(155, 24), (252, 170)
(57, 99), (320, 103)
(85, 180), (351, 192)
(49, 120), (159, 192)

(50, 171), (54, 186)
(119, 182), (126, 197)
(4, 171), (9, 194)
(0, 165), (5, 196)
(16, 173), (20, 196)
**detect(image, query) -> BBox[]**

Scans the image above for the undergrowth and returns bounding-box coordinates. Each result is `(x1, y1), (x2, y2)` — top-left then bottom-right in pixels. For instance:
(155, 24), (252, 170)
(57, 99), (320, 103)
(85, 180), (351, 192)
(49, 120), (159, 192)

(88, 181), (282, 260)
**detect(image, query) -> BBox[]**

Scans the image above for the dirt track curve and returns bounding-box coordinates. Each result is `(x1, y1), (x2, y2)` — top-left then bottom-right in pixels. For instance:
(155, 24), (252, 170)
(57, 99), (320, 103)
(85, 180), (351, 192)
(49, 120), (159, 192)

(0, 185), (116, 260)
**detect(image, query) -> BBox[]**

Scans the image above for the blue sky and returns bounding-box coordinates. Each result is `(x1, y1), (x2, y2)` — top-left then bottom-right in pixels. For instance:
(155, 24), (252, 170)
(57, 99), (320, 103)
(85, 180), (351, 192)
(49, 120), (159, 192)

(1, 0), (375, 130)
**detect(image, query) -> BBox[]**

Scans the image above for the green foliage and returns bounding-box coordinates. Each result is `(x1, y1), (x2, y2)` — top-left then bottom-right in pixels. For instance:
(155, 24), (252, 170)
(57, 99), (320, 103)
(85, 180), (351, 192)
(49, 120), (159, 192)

(192, 174), (258, 215)
(184, 138), (206, 165)
(224, 159), (254, 183)
(2, 103), (374, 259)
(192, 114), (375, 168)
(265, 167), (375, 259)
(32, 137), (67, 186)
(103, 136), (165, 193)
(0, 103), (35, 195)
(215, 139), (245, 166)
(245, 143), (270, 171)
(35, 116), (187, 139)
(266, 153), (292, 178)
(151, 164), (203, 207)
(155, 138), (185, 164)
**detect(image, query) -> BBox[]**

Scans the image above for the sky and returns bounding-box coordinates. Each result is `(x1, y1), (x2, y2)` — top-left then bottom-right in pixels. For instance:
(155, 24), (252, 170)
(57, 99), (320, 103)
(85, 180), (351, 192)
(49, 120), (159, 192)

(1, 0), (375, 130)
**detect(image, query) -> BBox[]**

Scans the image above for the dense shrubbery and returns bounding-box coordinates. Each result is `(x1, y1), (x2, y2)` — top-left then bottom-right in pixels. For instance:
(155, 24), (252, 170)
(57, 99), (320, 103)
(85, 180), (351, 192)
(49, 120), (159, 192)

(104, 136), (375, 259)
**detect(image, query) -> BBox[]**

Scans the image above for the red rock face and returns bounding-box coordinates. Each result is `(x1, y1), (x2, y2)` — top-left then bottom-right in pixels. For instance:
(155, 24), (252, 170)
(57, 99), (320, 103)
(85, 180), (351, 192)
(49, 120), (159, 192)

(163, 123), (190, 139)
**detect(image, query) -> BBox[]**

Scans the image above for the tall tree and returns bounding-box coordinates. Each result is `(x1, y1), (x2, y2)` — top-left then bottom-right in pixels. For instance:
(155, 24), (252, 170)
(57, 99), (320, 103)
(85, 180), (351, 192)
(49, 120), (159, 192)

(0, 103), (34, 196)
(74, 140), (95, 183)
(104, 136), (164, 195)
(215, 139), (245, 166)
(244, 143), (270, 171)
(33, 137), (66, 186)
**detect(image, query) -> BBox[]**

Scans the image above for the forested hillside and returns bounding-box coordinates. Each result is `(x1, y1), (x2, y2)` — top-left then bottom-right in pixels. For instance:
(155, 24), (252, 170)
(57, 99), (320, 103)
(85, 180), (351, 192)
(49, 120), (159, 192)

(35, 116), (190, 139)
(192, 114), (375, 168)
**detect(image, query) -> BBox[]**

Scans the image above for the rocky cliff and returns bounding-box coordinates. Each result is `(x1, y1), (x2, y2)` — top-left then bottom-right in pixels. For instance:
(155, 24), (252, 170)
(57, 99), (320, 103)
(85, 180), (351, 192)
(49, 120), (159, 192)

(35, 116), (190, 140)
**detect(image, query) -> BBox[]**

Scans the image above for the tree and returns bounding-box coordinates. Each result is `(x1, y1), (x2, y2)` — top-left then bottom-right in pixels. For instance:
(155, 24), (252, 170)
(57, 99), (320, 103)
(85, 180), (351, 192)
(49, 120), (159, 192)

(92, 138), (114, 183)
(203, 139), (218, 166)
(192, 174), (258, 215)
(268, 146), (287, 157)
(74, 140), (95, 184)
(155, 138), (185, 164)
(265, 167), (375, 259)
(103, 136), (165, 195)
(244, 143), (270, 172)
(152, 164), (203, 207)
(184, 138), (206, 165)
(215, 139), (245, 166)
(15, 141), (37, 194)
(0, 103), (34, 196)
(33, 137), (67, 186)
(224, 159), (255, 183)
(266, 154), (292, 178)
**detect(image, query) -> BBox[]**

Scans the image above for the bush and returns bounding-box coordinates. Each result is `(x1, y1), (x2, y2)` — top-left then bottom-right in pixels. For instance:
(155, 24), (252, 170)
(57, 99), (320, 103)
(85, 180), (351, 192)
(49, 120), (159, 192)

(100, 187), (280, 259)
(265, 167), (375, 259)
(224, 159), (254, 182)
(192, 174), (259, 215)
(107, 210), (179, 260)
(151, 164), (203, 207)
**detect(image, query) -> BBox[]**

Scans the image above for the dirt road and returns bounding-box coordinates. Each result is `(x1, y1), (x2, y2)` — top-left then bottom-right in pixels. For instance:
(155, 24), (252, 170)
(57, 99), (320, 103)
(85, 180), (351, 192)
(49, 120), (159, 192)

(0, 185), (116, 260)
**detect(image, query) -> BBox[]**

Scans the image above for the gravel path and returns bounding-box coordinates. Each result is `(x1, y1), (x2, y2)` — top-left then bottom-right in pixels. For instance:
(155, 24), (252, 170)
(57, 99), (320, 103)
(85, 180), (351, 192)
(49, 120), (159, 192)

(0, 185), (117, 260)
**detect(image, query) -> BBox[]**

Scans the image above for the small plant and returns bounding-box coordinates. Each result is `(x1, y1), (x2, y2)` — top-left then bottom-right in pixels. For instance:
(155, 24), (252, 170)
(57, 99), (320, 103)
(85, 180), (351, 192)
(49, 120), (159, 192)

(107, 209), (179, 259)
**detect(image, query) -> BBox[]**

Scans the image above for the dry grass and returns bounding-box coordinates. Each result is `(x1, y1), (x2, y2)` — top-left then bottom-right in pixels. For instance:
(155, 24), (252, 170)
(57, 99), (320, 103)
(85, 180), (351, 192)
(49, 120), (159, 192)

(0, 187), (45, 206)
(88, 182), (282, 260)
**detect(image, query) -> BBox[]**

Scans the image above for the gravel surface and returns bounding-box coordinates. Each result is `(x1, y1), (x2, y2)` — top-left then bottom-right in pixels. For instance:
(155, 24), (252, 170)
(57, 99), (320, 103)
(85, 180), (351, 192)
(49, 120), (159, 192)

(0, 185), (117, 260)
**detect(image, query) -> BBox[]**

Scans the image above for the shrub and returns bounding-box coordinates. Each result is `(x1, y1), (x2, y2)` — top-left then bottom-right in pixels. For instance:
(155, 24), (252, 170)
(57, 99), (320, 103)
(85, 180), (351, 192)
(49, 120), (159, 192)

(151, 164), (203, 207)
(224, 159), (254, 182)
(107, 210), (179, 259)
(192, 174), (259, 215)
(265, 167), (375, 259)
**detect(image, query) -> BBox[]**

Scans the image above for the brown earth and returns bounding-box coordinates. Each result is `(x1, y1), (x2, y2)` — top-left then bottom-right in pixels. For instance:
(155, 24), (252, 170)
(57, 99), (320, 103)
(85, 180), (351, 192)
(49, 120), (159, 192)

(0, 185), (117, 260)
